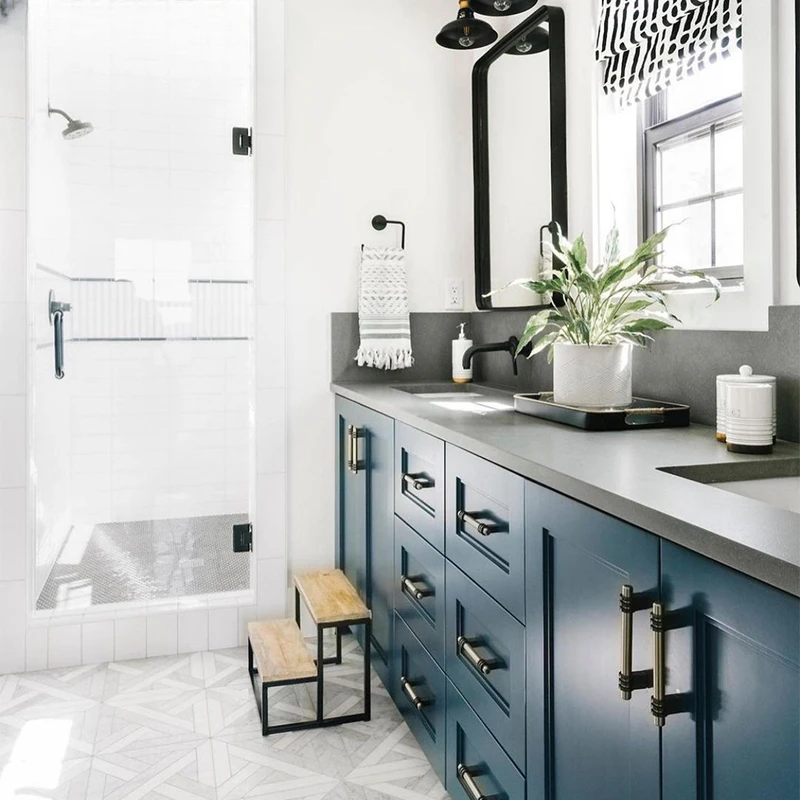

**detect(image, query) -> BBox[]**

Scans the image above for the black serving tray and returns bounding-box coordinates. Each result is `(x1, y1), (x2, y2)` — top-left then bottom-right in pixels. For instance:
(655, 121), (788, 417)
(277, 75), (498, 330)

(513, 392), (691, 431)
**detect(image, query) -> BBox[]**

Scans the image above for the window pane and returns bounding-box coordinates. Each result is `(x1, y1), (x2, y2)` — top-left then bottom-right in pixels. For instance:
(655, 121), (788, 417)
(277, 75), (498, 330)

(658, 133), (711, 205)
(660, 202), (712, 270)
(666, 51), (743, 119)
(715, 121), (743, 192)
(715, 193), (744, 268)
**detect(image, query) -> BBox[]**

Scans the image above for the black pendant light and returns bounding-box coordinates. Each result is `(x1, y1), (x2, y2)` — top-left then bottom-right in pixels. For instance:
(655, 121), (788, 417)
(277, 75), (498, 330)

(471, 0), (538, 16)
(506, 25), (549, 55)
(436, 0), (498, 50)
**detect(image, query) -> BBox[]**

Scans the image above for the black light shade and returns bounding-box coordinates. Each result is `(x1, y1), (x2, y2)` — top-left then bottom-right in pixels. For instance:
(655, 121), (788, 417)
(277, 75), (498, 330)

(506, 25), (549, 55)
(471, 0), (538, 16)
(436, 3), (498, 50)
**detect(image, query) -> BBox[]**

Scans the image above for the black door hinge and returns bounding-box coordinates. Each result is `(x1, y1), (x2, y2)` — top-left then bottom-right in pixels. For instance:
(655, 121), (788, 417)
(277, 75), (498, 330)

(233, 522), (253, 552)
(232, 126), (253, 156)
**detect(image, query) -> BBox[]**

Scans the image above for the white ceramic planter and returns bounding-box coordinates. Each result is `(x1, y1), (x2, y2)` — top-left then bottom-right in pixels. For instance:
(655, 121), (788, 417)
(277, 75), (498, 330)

(553, 342), (633, 408)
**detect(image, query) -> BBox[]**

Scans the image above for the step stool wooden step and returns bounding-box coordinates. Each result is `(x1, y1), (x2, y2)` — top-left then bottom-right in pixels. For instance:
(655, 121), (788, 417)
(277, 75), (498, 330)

(294, 568), (371, 626)
(248, 619), (317, 684)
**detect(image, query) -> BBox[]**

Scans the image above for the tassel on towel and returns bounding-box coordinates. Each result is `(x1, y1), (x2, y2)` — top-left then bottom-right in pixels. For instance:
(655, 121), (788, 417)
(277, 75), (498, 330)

(356, 245), (414, 370)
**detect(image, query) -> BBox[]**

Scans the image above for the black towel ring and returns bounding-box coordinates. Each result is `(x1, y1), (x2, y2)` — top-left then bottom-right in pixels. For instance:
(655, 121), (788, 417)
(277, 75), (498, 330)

(362, 214), (406, 251)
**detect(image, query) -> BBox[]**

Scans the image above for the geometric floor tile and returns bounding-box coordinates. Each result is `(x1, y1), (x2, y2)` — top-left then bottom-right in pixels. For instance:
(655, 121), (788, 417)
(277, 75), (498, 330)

(0, 636), (450, 799)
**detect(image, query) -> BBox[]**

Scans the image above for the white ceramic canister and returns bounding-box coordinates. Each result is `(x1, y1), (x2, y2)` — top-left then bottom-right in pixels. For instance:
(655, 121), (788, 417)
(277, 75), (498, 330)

(725, 382), (775, 454)
(716, 365), (776, 442)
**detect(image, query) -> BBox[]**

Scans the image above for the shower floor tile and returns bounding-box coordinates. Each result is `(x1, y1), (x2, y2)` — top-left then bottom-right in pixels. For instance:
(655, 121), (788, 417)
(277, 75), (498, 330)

(36, 513), (250, 611)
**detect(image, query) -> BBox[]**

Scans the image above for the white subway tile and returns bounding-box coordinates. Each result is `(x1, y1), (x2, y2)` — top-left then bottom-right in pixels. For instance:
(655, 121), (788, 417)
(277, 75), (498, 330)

(0, 396), (25, 488)
(25, 626), (49, 672)
(0, 17), (26, 118)
(0, 580), (25, 674)
(0, 119), (25, 211)
(255, 135), (285, 221)
(82, 620), (115, 665)
(115, 617), (147, 663)
(237, 604), (259, 647)
(146, 613), (178, 657)
(0, 488), (25, 581)
(256, 557), (287, 618)
(208, 607), (238, 651)
(178, 609), (209, 654)
(256, 220), (285, 306)
(255, 472), (286, 560)
(0, 210), (26, 302)
(255, 0), (285, 137)
(48, 624), (83, 670)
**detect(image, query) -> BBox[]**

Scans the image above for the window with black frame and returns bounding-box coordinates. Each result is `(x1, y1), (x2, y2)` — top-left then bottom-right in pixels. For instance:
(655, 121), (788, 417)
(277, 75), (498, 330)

(643, 53), (744, 284)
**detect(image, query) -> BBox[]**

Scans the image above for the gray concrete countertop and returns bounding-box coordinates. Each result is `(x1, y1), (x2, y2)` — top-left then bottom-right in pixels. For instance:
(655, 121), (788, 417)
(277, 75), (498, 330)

(332, 381), (800, 597)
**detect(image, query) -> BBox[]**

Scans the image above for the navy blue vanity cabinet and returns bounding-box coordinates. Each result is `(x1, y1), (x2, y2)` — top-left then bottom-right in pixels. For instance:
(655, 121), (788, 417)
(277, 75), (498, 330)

(395, 422), (445, 552)
(394, 613), (447, 783)
(335, 397), (394, 684)
(445, 445), (526, 621)
(446, 680), (526, 800)
(660, 541), (800, 800)
(395, 516), (446, 668)
(526, 482), (661, 800)
(445, 561), (527, 771)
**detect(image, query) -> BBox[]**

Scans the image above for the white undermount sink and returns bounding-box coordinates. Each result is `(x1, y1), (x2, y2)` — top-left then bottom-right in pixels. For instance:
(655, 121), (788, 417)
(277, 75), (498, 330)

(393, 384), (514, 414)
(712, 476), (800, 515)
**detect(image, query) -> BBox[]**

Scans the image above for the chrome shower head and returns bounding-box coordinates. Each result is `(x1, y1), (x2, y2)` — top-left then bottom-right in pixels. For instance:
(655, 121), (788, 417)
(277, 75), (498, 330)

(48, 105), (94, 140)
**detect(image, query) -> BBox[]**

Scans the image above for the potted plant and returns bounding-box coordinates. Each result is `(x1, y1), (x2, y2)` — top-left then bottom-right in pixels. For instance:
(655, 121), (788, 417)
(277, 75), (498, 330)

(497, 225), (721, 408)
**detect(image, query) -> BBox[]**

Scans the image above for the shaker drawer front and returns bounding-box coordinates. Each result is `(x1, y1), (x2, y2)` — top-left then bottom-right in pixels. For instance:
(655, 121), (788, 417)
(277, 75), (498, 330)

(394, 614), (447, 784)
(445, 562), (526, 771)
(445, 445), (525, 622)
(395, 423), (445, 551)
(446, 680), (525, 800)
(395, 517), (446, 667)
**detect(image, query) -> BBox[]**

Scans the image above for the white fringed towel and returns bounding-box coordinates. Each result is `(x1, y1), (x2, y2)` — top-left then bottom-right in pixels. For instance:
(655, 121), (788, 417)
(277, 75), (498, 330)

(356, 245), (413, 370)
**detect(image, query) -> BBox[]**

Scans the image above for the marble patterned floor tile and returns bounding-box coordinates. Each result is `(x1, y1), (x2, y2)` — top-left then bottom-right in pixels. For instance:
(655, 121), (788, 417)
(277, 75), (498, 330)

(0, 636), (450, 800)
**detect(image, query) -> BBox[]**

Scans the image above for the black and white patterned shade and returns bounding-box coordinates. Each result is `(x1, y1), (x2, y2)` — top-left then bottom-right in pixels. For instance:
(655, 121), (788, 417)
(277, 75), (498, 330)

(596, 0), (742, 105)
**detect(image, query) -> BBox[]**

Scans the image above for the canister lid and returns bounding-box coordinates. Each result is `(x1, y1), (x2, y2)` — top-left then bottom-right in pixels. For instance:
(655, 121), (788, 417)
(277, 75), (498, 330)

(717, 365), (776, 383)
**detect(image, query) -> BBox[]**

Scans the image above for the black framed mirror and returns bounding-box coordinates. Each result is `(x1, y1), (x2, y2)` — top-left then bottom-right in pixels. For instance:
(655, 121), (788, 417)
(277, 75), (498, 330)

(796, 0), (799, 287)
(473, 5), (568, 310)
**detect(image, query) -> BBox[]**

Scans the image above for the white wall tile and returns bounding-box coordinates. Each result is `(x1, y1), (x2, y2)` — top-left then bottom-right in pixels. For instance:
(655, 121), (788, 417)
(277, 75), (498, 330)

(237, 604), (259, 647)
(82, 620), (114, 665)
(256, 306), (286, 389)
(255, 0), (285, 137)
(25, 626), (48, 672)
(0, 210), (26, 302)
(178, 609), (209, 654)
(0, 396), (25, 488)
(146, 613), (178, 657)
(48, 624), (83, 669)
(256, 389), (287, 475)
(114, 615), (146, 661)
(256, 220), (286, 306)
(0, 119), (26, 211)
(0, 580), (25, 673)
(208, 607), (238, 650)
(255, 135), (285, 221)
(0, 303), (25, 395)
(0, 488), (25, 581)
(0, 11), (26, 118)
(255, 472), (286, 560)
(256, 557), (286, 618)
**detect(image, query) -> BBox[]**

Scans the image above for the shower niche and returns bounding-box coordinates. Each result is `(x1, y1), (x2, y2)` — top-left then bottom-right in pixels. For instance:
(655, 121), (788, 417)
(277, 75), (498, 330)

(28, 0), (255, 614)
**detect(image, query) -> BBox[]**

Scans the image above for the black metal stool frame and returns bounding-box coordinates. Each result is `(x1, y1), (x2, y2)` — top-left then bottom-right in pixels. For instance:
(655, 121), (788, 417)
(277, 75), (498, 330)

(247, 588), (372, 736)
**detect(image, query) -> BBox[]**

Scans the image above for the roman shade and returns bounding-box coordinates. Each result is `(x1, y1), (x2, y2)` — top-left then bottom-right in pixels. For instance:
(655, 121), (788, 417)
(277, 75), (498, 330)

(595, 0), (742, 105)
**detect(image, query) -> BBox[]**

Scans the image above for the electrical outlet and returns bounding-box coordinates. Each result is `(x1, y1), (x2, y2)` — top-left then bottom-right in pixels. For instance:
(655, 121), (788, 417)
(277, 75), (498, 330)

(445, 278), (464, 311)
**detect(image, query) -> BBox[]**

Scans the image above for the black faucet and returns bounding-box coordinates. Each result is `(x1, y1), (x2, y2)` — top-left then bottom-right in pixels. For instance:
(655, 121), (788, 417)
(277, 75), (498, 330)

(462, 336), (531, 377)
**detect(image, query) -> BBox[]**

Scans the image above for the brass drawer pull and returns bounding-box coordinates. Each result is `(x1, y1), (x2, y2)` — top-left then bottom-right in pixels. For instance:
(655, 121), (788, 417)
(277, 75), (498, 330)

(347, 425), (363, 474)
(457, 635), (498, 676)
(618, 584), (653, 700)
(401, 575), (433, 601)
(458, 510), (498, 537)
(400, 676), (428, 710)
(403, 473), (434, 491)
(457, 764), (488, 800)
(651, 602), (666, 727)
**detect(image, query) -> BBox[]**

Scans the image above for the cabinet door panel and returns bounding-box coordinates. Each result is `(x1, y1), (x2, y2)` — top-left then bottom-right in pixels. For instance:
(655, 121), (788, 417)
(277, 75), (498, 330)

(445, 445), (525, 622)
(394, 614), (447, 784)
(526, 482), (660, 800)
(395, 423), (445, 551)
(446, 562), (526, 771)
(662, 542), (800, 800)
(446, 680), (525, 800)
(395, 516), (446, 667)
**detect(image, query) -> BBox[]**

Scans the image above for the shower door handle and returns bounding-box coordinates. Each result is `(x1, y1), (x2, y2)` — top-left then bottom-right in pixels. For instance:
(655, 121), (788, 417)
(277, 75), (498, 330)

(49, 290), (71, 380)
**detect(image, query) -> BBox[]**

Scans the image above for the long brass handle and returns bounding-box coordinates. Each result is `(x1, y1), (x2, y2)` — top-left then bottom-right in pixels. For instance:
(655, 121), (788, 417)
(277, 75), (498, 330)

(347, 425), (362, 474)
(619, 585), (653, 699)
(457, 764), (487, 800)
(400, 676), (428, 710)
(651, 602), (666, 726)
(458, 510), (498, 537)
(403, 473), (434, 491)
(401, 575), (432, 601)
(457, 635), (498, 676)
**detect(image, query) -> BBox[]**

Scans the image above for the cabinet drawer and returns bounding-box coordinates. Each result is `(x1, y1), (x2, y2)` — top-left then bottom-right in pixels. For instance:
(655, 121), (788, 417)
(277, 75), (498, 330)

(394, 614), (446, 784)
(395, 423), (445, 551)
(395, 516), (446, 668)
(445, 562), (526, 771)
(445, 445), (525, 621)
(446, 680), (525, 800)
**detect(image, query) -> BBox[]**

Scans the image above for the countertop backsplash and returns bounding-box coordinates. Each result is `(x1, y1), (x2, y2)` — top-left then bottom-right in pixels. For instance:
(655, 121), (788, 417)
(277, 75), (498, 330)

(331, 305), (800, 443)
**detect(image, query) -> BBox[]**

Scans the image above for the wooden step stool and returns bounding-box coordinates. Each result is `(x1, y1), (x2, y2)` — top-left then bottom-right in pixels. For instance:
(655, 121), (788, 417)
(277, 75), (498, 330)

(247, 568), (372, 736)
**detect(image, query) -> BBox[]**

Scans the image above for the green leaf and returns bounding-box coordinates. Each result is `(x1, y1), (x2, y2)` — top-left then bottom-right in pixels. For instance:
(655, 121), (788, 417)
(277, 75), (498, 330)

(529, 330), (561, 357)
(623, 318), (674, 333)
(571, 235), (588, 272)
(603, 224), (620, 267)
(517, 309), (557, 354)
